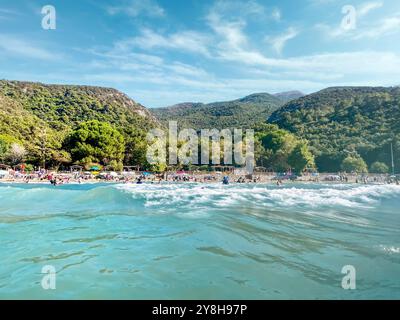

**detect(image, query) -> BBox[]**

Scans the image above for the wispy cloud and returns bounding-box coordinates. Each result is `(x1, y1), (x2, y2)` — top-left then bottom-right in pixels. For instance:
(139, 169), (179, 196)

(116, 29), (211, 56)
(308, 0), (336, 5)
(271, 8), (281, 21)
(317, 11), (400, 40)
(315, 1), (393, 39)
(0, 7), (20, 20)
(107, 0), (165, 18)
(80, 50), (400, 107)
(205, 1), (271, 66)
(353, 14), (400, 39)
(0, 34), (58, 60)
(208, 0), (267, 18)
(358, 1), (384, 17)
(267, 27), (299, 55)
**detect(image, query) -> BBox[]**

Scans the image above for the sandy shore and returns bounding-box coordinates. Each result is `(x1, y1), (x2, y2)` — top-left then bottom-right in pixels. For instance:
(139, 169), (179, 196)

(0, 172), (396, 185)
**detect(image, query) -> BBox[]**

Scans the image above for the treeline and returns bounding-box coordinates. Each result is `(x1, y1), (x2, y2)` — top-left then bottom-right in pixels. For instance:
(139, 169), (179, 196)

(0, 118), (316, 174)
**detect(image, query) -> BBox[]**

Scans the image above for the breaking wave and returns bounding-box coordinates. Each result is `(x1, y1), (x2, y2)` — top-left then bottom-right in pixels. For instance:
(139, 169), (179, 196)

(1, 183), (399, 219)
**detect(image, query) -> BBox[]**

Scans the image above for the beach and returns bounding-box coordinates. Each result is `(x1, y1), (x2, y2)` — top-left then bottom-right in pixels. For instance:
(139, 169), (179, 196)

(0, 169), (396, 185)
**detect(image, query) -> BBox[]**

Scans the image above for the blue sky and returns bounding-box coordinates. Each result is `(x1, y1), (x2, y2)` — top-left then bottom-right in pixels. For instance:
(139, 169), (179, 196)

(1, 0), (400, 107)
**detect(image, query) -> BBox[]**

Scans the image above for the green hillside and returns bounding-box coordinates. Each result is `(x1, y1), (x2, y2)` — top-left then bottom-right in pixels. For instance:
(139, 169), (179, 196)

(0, 80), (158, 168)
(151, 92), (284, 130)
(268, 87), (400, 172)
(0, 80), (157, 131)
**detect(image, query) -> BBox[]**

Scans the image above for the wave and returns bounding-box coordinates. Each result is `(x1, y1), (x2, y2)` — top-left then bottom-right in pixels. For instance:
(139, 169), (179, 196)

(116, 183), (400, 210)
(0, 183), (399, 220)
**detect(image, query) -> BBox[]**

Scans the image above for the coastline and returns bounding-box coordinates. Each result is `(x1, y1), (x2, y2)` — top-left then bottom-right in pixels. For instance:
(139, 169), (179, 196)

(0, 173), (396, 185)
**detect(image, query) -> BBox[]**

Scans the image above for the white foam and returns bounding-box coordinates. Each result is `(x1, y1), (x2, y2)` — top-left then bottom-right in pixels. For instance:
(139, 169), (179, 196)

(379, 245), (400, 254)
(115, 183), (400, 212)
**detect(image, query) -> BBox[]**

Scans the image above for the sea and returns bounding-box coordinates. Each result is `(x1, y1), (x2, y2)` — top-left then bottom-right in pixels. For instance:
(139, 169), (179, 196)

(0, 182), (399, 299)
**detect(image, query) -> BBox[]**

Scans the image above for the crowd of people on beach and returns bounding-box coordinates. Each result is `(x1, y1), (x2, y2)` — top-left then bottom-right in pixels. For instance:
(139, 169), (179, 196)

(0, 167), (399, 186)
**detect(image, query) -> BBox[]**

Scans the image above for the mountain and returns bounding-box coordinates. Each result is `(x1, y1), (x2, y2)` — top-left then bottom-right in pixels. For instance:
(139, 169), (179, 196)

(273, 91), (304, 103)
(268, 86), (400, 171)
(0, 80), (157, 131)
(151, 92), (284, 130)
(0, 80), (159, 166)
(0, 80), (158, 142)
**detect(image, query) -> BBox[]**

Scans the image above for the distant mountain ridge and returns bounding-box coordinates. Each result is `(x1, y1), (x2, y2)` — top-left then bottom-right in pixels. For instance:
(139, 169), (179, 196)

(151, 92), (286, 129)
(273, 90), (304, 103)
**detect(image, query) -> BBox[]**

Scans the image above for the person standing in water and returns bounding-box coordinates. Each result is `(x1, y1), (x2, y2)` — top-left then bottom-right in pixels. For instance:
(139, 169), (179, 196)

(222, 176), (229, 185)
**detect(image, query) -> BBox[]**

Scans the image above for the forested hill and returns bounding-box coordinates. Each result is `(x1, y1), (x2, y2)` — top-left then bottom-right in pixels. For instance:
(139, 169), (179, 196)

(268, 86), (400, 172)
(0, 80), (159, 168)
(151, 92), (284, 130)
(0, 80), (157, 132)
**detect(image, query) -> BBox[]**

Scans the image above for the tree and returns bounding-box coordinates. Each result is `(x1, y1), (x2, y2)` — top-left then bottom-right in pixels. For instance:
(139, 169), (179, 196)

(30, 127), (68, 169)
(370, 161), (389, 174)
(288, 141), (315, 174)
(260, 128), (296, 154)
(51, 150), (72, 170)
(341, 155), (368, 173)
(255, 123), (309, 172)
(0, 134), (20, 162)
(7, 143), (27, 165)
(68, 120), (125, 166)
(124, 133), (148, 167)
(108, 160), (123, 171)
(0, 139), (8, 162)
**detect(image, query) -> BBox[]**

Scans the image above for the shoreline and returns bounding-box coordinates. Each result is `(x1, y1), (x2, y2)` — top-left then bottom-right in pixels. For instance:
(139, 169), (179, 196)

(0, 179), (397, 186)
(1, 171), (398, 186)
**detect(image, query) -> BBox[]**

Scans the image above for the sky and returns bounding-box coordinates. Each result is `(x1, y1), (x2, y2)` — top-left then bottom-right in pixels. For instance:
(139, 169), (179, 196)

(0, 0), (400, 108)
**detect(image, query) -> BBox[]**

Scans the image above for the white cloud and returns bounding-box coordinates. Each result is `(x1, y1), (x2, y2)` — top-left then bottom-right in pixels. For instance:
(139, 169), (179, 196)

(358, 1), (384, 17)
(268, 27), (299, 55)
(353, 14), (400, 39)
(318, 11), (400, 40)
(271, 8), (281, 21)
(119, 29), (211, 56)
(84, 39), (400, 107)
(205, 3), (273, 66)
(107, 0), (165, 18)
(0, 34), (57, 60)
(0, 8), (20, 20)
(308, 0), (336, 5)
(166, 62), (209, 78)
(208, 0), (266, 18)
(316, 1), (391, 39)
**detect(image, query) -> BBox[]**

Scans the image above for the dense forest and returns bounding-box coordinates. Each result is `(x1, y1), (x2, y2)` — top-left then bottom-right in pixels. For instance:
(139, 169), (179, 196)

(268, 87), (400, 173)
(151, 93), (284, 130)
(0, 80), (157, 170)
(1, 80), (399, 174)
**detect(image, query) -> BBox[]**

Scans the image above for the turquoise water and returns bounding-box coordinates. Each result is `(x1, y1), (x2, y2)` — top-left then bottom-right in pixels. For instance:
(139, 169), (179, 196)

(0, 182), (399, 299)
